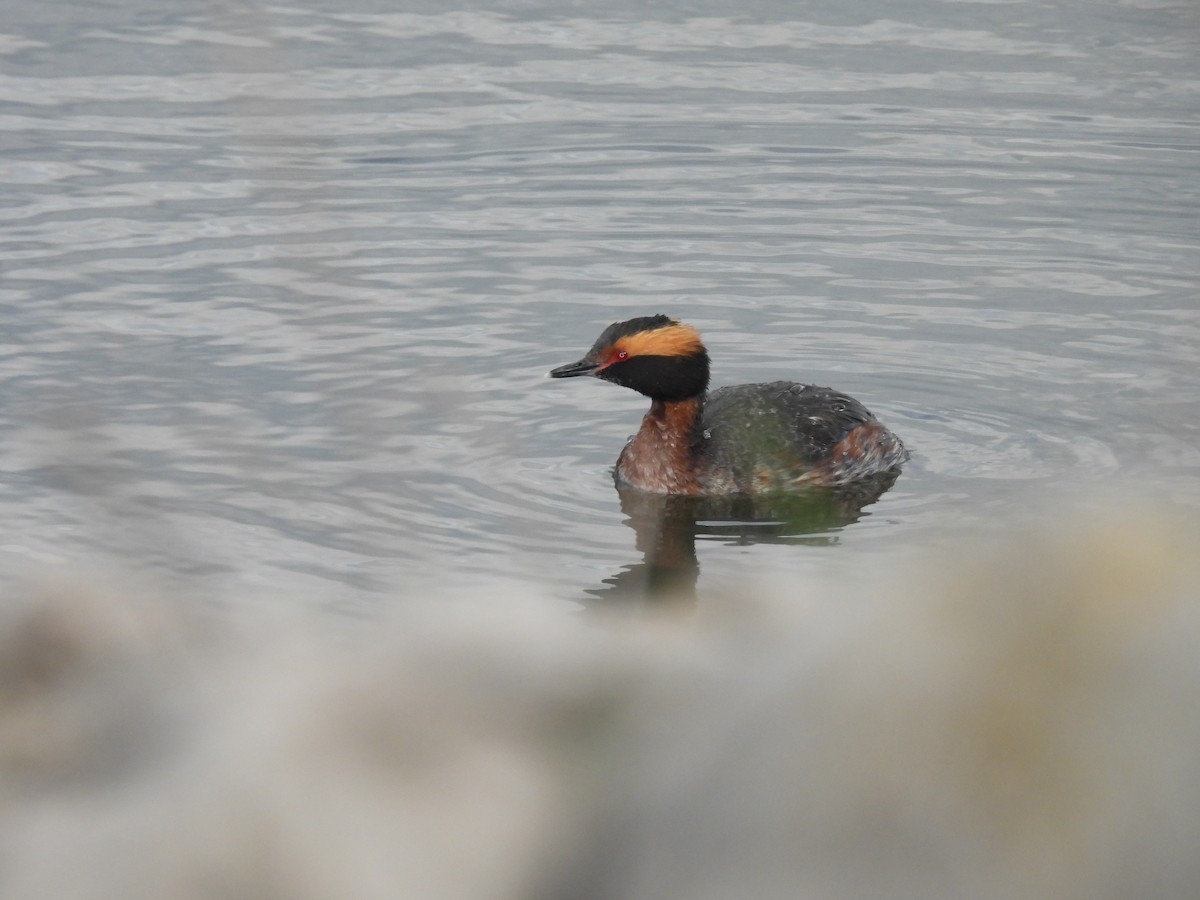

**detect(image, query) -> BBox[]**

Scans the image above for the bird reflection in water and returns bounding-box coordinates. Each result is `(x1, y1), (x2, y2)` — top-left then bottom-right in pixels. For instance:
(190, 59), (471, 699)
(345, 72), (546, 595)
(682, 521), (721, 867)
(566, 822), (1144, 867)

(589, 470), (901, 607)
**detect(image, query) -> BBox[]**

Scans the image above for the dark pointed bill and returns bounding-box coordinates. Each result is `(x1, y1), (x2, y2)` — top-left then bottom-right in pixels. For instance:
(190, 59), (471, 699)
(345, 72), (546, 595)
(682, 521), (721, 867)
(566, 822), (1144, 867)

(548, 359), (598, 378)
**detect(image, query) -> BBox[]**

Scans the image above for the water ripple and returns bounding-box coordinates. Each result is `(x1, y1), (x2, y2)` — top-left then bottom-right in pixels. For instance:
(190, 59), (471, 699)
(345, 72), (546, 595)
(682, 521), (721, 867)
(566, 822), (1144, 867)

(2, 0), (1198, 604)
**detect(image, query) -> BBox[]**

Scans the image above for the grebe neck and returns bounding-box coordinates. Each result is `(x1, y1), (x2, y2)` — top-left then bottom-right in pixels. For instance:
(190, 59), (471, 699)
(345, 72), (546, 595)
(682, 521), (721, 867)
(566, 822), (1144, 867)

(615, 395), (707, 494)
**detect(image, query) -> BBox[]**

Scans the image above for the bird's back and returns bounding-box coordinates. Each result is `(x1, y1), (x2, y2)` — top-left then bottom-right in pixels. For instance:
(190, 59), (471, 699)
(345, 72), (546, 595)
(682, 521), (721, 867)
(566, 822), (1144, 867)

(699, 381), (905, 490)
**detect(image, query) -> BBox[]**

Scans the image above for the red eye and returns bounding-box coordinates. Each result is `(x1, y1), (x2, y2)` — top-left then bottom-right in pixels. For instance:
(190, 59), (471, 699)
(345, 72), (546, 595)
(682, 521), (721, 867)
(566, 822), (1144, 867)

(616, 350), (628, 361)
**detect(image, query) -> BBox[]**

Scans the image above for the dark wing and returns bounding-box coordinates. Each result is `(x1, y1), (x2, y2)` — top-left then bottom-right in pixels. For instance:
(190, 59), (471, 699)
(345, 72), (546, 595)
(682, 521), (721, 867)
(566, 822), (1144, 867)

(701, 381), (878, 473)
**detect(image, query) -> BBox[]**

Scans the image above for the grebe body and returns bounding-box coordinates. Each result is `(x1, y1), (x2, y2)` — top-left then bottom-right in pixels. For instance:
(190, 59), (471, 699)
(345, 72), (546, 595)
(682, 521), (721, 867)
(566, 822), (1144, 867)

(549, 315), (906, 495)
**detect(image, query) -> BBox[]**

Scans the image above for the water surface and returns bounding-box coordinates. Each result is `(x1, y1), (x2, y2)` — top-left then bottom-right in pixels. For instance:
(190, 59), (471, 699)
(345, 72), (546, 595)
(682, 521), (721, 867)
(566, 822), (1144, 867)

(3, 0), (1198, 609)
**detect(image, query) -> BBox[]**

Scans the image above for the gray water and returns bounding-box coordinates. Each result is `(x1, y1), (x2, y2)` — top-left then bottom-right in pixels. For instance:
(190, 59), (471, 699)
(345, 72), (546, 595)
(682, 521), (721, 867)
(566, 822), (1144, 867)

(3, 0), (1198, 610)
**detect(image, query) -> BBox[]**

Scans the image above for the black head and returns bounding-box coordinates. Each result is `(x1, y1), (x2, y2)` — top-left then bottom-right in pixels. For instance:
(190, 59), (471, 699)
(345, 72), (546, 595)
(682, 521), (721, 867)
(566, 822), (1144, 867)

(549, 315), (710, 402)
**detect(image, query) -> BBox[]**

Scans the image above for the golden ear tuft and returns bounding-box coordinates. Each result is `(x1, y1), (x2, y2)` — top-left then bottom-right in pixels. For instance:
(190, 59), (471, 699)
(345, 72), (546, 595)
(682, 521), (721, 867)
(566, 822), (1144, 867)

(616, 323), (704, 359)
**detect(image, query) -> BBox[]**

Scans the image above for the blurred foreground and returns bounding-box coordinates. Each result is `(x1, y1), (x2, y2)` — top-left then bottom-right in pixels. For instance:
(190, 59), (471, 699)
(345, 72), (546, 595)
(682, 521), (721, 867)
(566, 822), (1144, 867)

(2, 500), (1198, 900)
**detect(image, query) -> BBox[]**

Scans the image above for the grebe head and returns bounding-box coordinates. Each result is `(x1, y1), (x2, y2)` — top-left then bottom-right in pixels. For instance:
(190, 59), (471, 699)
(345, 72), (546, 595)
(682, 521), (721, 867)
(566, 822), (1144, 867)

(549, 315), (710, 402)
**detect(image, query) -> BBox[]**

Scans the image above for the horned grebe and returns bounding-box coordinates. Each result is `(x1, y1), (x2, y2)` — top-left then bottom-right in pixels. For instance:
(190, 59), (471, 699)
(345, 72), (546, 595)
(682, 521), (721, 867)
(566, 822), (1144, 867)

(549, 315), (907, 494)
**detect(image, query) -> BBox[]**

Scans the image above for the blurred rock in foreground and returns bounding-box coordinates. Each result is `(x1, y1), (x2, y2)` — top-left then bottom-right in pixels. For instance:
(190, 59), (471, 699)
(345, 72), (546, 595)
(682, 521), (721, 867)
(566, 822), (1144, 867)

(2, 502), (1198, 900)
